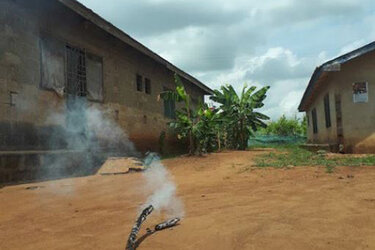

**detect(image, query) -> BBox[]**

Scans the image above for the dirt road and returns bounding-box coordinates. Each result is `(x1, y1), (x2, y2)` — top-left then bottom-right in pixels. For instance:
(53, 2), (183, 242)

(1, 150), (375, 250)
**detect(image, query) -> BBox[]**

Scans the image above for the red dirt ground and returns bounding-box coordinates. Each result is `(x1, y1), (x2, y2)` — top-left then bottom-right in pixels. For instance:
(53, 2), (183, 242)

(1, 150), (375, 250)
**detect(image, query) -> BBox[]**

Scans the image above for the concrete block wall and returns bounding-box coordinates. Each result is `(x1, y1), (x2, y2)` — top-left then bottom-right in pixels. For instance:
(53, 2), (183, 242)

(0, 0), (210, 183)
(0, 0), (207, 154)
(0, 150), (103, 184)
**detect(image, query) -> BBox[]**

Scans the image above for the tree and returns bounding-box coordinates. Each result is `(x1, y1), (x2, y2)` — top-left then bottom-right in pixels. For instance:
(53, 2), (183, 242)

(194, 105), (225, 153)
(210, 84), (270, 150)
(160, 77), (271, 154)
(260, 115), (306, 136)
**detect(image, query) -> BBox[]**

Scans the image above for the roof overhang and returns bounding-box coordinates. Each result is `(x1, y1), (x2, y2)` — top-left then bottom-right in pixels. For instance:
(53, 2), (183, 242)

(298, 69), (329, 111)
(58, 0), (214, 95)
(298, 41), (375, 112)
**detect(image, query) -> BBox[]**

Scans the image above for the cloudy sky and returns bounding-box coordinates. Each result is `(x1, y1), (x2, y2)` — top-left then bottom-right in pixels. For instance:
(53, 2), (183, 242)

(79, 0), (375, 120)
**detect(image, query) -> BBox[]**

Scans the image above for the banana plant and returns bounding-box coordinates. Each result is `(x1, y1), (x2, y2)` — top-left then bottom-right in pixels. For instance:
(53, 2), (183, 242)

(210, 84), (270, 150)
(159, 74), (195, 154)
(194, 104), (226, 153)
(160, 74), (226, 154)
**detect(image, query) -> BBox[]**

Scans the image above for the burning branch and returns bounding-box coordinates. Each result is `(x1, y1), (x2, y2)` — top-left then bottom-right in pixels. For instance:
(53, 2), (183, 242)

(125, 205), (181, 250)
(126, 205), (154, 250)
(155, 218), (180, 231)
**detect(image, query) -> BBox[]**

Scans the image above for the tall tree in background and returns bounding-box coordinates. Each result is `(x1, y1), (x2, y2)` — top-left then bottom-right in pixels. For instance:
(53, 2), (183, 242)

(210, 84), (270, 150)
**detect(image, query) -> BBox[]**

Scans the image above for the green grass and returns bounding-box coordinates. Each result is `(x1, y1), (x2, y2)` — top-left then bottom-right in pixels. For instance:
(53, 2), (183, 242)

(252, 144), (375, 171)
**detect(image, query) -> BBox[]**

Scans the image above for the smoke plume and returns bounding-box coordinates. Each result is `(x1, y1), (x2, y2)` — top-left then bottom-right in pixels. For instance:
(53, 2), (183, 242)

(41, 97), (184, 217)
(39, 97), (138, 182)
(141, 153), (184, 218)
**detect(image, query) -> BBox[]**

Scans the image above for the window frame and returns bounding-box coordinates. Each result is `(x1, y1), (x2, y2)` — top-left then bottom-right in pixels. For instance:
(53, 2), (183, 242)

(136, 74), (143, 92)
(163, 87), (176, 119)
(86, 52), (104, 102)
(306, 113), (310, 127)
(65, 45), (87, 97)
(9, 91), (18, 107)
(324, 93), (331, 128)
(312, 108), (318, 134)
(145, 78), (151, 94)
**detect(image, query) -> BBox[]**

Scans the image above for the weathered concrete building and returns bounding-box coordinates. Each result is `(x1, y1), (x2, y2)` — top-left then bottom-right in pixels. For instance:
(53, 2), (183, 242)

(0, 0), (213, 183)
(299, 42), (375, 153)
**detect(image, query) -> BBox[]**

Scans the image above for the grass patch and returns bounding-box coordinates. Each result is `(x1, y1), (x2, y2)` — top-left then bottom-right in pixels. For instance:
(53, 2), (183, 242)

(325, 163), (335, 173)
(253, 144), (375, 170)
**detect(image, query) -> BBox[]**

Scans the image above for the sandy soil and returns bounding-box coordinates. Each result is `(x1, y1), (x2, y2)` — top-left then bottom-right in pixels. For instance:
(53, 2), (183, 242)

(1, 150), (375, 250)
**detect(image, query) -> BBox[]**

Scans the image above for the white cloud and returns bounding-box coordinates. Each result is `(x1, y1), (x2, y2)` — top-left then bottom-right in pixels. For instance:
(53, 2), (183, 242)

(262, 78), (308, 120)
(144, 26), (244, 72)
(78, 0), (375, 120)
(244, 47), (311, 83)
(199, 47), (319, 119)
(338, 40), (368, 55)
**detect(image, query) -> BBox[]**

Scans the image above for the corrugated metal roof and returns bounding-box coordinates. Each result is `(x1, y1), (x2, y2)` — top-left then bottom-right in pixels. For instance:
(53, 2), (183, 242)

(57, 0), (214, 95)
(298, 41), (375, 111)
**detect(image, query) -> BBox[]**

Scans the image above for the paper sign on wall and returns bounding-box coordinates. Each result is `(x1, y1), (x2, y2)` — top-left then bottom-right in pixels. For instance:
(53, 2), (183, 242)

(353, 82), (368, 103)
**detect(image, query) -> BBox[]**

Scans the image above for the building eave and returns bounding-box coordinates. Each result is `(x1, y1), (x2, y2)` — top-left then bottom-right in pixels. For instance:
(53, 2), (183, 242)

(57, 0), (214, 95)
(298, 41), (375, 112)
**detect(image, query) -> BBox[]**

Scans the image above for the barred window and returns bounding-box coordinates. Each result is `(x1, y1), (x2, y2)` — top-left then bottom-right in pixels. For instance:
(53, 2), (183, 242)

(66, 45), (87, 97)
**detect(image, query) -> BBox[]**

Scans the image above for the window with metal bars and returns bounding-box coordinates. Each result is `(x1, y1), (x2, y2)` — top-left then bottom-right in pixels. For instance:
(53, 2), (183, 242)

(66, 45), (87, 97)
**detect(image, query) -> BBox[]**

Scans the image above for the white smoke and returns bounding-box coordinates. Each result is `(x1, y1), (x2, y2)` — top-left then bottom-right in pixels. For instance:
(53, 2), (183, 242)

(45, 98), (136, 153)
(40, 97), (138, 184)
(41, 97), (184, 217)
(142, 153), (184, 219)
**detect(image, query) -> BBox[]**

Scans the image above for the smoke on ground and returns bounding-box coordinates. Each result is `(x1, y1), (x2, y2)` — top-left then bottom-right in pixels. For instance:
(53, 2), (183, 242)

(40, 97), (138, 183)
(41, 97), (184, 219)
(141, 153), (185, 219)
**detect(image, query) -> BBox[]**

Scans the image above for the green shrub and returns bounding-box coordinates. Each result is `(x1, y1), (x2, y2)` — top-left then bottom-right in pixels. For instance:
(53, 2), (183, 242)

(259, 115), (306, 137)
